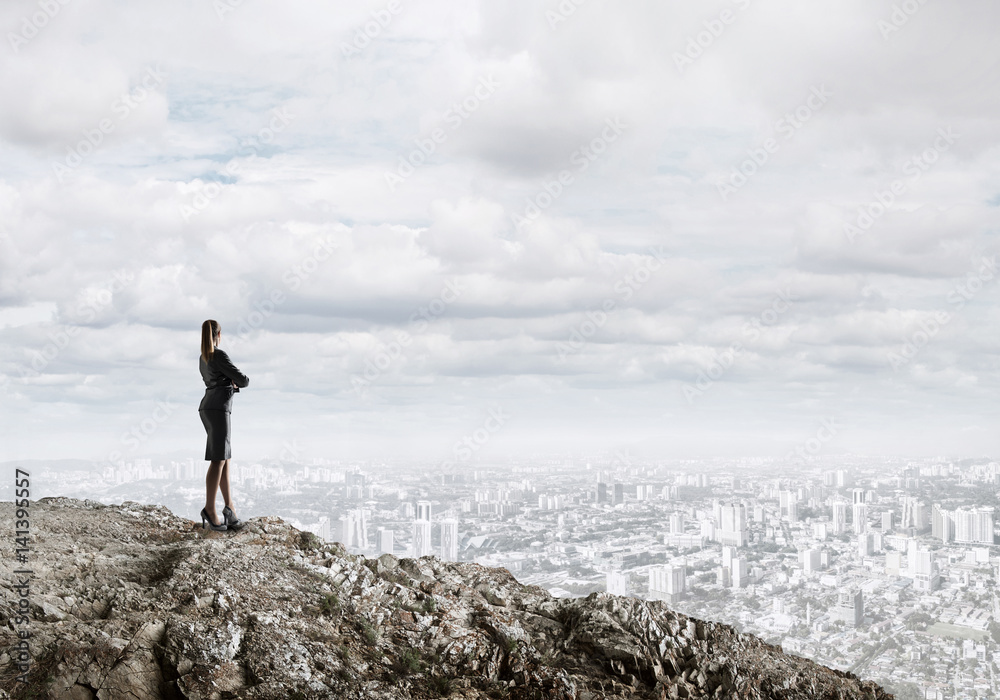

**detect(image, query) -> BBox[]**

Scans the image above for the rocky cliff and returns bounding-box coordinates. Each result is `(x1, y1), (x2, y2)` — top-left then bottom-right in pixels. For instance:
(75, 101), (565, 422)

(0, 498), (893, 700)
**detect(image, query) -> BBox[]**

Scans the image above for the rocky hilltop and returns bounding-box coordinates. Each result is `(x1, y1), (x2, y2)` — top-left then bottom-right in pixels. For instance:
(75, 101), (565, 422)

(0, 498), (892, 700)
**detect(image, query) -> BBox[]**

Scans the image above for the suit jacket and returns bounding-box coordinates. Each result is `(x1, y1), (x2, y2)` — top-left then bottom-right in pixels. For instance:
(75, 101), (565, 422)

(198, 348), (250, 412)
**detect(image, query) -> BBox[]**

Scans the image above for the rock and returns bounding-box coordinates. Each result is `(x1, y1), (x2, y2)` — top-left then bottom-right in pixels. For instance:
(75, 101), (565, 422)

(0, 498), (895, 700)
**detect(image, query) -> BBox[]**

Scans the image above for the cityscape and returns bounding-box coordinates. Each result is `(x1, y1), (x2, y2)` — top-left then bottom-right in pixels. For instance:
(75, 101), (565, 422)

(5, 452), (999, 700)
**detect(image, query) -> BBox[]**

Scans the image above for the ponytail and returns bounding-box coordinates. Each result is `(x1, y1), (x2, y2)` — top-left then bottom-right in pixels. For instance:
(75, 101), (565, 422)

(201, 319), (220, 363)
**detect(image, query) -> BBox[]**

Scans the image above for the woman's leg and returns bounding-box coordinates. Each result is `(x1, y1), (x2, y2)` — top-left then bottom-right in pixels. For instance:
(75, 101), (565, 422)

(205, 460), (224, 523)
(219, 458), (233, 509)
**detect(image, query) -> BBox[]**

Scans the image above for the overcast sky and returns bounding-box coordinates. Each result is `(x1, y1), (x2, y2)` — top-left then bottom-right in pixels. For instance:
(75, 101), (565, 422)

(2, 0), (1000, 466)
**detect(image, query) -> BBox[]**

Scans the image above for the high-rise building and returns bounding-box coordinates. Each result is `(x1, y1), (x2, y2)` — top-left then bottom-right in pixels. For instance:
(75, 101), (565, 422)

(900, 497), (929, 531)
(731, 557), (749, 588)
(833, 589), (864, 627)
(831, 501), (848, 534)
(647, 564), (686, 602)
(719, 502), (748, 547)
(412, 519), (432, 557)
(803, 548), (822, 574)
(613, 483), (625, 506)
(852, 503), (868, 535)
(416, 500), (433, 522)
(721, 545), (737, 571)
(339, 509), (368, 549)
(932, 504), (954, 542)
(597, 482), (608, 504)
(440, 519), (459, 561)
(607, 571), (630, 596)
(376, 527), (394, 555)
(852, 488), (866, 505)
(881, 511), (893, 532)
(669, 514), (684, 534)
(954, 507), (995, 544)
(911, 547), (941, 592)
(858, 532), (875, 558)
(780, 491), (798, 521)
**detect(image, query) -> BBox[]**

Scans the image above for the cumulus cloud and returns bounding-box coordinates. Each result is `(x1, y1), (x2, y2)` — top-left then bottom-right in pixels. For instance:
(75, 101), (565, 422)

(2, 0), (1000, 459)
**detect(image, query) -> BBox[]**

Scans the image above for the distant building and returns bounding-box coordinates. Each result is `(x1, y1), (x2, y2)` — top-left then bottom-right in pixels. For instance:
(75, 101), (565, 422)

(780, 491), (798, 521)
(953, 507), (994, 545)
(376, 527), (394, 555)
(440, 519), (459, 561)
(911, 547), (941, 592)
(607, 571), (630, 596)
(597, 482), (608, 504)
(412, 519), (432, 557)
(832, 589), (864, 627)
(649, 564), (686, 602)
(731, 557), (749, 588)
(831, 501), (848, 534)
(416, 500), (432, 522)
(669, 514), (684, 534)
(339, 509), (368, 549)
(852, 503), (868, 535)
(932, 504), (954, 542)
(720, 502), (748, 547)
(803, 548), (822, 574)
(613, 482), (625, 506)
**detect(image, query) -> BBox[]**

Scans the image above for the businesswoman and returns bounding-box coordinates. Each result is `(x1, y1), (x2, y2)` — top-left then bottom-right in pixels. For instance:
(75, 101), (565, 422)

(198, 319), (250, 531)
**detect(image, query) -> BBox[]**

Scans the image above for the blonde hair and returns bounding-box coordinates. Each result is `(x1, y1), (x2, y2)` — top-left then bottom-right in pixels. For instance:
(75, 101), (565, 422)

(201, 320), (220, 363)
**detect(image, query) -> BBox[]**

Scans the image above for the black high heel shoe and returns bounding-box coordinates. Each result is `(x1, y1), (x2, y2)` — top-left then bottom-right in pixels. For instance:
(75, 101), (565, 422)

(222, 505), (245, 531)
(201, 507), (228, 531)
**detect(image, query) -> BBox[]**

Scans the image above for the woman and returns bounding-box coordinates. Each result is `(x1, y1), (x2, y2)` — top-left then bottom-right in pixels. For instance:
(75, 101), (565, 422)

(198, 319), (250, 531)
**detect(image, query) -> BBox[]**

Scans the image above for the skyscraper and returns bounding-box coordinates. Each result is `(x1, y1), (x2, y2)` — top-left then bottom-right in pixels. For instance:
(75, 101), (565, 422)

(852, 503), (868, 535)
(932, 504), (954, 542)
(720, 502), (748, 547)
(416, 500), (433, 522)
(831, 501), (848, 534)
(440, 519), (459, 561)
(376, 527), (394, 555)
(412, 519), (432, 557)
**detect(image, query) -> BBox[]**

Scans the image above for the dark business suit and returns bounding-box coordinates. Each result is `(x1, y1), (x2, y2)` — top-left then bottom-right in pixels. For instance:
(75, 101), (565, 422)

(198, 348), (250, 460)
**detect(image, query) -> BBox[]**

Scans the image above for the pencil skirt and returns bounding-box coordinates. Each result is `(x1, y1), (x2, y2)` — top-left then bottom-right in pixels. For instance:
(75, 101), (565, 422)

(199, 409), (231, 461)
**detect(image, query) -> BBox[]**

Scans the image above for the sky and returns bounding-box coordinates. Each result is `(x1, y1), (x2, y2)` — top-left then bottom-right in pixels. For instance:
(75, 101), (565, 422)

(2, 0), (1000, 466)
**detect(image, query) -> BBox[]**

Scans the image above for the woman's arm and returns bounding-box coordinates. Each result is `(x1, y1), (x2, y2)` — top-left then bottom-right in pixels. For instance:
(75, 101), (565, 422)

(213, 349), (250, 388)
